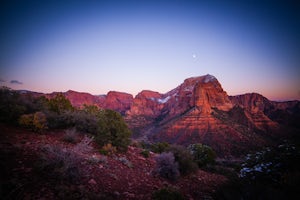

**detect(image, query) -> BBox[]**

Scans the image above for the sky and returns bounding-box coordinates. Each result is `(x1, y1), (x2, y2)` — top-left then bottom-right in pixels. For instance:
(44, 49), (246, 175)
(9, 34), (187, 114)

(0, 0), (299, 101)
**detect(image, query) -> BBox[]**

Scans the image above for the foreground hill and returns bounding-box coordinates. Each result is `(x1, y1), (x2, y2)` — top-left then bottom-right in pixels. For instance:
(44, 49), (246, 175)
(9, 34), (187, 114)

(20, 74), (300, 157)
(0, 124), (226, 199)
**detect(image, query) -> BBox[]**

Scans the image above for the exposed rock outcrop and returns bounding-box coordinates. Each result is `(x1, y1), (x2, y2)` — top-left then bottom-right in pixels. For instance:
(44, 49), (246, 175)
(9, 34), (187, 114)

(104, 91), (133, 115)
(29, 74), (299, 157)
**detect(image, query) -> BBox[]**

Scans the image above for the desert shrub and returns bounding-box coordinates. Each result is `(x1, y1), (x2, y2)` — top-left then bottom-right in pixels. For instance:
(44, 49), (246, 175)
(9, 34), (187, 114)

(151, 142), (170, 153)
(99, 143), (117, 155)
(19, 113), (33, 128)
(188, 143), (216, 167)
(45, 109), (98, 132)
(152, 187), (184, 200)
(0, 87), (26, 124)
(36, 144), (82, 183)
(47, 93), (74, 114)
(73, 135), (94, 154)
(82, 104), (99, 115)
(240, 142), (300, 183)
(44, 110), (70, 129)
(32, 96), (50, 111)
(19, 112), (47, 132)
(72, 110), (98, 133)
(63, 128), (78, 144)
(224, 142), (300, 200)
(168, 145), (198, 175)
(95, 109), (131, 152)
(32, 111), (47, 132)
(48, 108), (131, 152)
(155, 152), (180, 181)
(141, 149), (150, 158)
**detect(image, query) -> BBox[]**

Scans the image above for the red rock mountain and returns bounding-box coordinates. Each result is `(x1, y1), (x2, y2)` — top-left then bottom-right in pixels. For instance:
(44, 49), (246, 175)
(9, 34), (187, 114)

(104, 91), (133, 115)
(62, 90), (105, 107)
(38, 75), (299, 157)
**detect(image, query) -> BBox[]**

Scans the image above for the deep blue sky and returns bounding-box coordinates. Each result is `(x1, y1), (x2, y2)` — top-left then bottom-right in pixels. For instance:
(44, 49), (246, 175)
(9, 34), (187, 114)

(1, 0), (299, 100)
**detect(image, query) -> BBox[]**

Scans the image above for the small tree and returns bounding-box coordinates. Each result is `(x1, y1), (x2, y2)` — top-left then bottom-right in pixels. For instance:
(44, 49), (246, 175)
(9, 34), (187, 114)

(188, 143), (216, 167)
(95, 109), (131, 152)
(168, 145), (198, 175)
(48, 93), (73, 114)
(0, 87), (26, 124)
(151, 142), (170, 153)
(82, 104), (99, 115)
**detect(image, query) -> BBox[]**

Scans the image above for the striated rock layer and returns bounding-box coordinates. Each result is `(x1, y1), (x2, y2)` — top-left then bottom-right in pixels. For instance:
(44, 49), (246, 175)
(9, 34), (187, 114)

(33, 74), (299, 157)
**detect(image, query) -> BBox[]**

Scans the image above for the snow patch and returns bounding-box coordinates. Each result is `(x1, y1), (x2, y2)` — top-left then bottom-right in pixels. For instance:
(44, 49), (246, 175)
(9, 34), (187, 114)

(157, 96), (171, 104)
(203, 74), (216, 83)
(149, 96), (171, 104)
(184, 86), (194, 92)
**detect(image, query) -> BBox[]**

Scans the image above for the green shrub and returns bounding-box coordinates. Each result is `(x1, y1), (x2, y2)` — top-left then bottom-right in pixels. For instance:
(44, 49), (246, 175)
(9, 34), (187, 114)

(187, 143), (216, 167)
(141, 149), (150, 158)
(48, 93), (74, 114)
(46, 109), (98, 132)
(82, 104), (99, 115)
(151, 142), (170, 153)
(0, 87), (26, 124)
(19, 112), (47, 132)
(220, 142), (300, 200)
(152, 187), (184, 200)
(240, 143), (300, 183)
(95, 109), (131, 152)
(32, 111), (47, 132)
(168, 145), (198, 176)
(72, 110), (98, 133)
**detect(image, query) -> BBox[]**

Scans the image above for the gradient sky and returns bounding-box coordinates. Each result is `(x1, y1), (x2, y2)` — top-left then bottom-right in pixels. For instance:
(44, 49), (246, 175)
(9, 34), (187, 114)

(1, 0), (299, 101)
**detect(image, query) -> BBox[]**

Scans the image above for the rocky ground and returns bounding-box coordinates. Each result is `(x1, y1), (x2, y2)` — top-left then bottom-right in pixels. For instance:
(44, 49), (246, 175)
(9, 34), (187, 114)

(0, 124), (227, 200)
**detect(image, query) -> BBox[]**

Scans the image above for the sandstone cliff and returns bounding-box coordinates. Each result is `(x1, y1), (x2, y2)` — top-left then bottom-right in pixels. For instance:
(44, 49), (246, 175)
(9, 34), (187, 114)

(34, 75), (299, 157)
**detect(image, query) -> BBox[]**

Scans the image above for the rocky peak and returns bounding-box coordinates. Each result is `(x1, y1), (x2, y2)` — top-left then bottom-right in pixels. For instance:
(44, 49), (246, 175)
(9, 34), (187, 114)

(170, 74), (232, 112)
(135, 90), (162, 99)
(229, 93), (273, 113)
(191, 75), (233, 112)
(126, 90), (163, 117)
(105, 91), (133, 115)
(183, 74), (217, 84)
(60, 90), (103, 108)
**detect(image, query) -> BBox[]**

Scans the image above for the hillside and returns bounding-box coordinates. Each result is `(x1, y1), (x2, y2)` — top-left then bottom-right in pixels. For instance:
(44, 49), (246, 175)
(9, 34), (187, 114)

(0, 124), (226, 199)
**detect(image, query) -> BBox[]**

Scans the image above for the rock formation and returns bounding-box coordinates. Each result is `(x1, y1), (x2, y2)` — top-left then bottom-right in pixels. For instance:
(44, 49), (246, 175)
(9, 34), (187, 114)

(33, 74), (299, 157)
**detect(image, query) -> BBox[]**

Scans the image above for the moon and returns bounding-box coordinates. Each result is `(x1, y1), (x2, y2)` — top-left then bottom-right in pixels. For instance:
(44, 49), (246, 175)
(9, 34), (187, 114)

(192, 54), (196, 58)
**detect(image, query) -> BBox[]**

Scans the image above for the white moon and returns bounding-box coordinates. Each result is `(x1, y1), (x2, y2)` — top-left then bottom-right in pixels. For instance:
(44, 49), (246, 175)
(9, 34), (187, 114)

(192, 54), (196, 58)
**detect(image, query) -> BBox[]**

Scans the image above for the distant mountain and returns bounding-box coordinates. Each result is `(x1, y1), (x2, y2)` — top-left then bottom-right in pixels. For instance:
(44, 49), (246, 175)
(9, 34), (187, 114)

(125, 75), (296, 157)
(22, 74), (299, 157)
